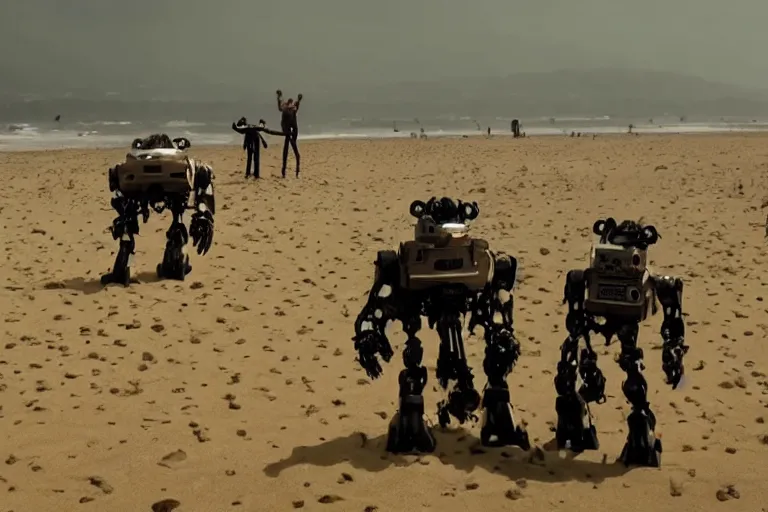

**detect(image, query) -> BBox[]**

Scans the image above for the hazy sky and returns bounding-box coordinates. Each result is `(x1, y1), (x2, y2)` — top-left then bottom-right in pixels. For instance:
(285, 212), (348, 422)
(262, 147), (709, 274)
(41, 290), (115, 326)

(2, 0), (766, 95)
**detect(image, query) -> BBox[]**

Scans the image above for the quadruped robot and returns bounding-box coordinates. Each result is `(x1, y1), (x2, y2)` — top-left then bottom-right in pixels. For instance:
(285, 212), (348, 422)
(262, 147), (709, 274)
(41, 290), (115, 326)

(353, 197), (530, 454)
(101, 134), (215, 286)
(554, 218), (689, 467)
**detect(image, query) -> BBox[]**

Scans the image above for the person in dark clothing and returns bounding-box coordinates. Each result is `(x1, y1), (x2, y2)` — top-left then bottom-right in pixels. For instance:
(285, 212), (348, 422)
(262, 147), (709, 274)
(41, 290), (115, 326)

(231, 117), (284, 179)
(276, 89), (303, 178)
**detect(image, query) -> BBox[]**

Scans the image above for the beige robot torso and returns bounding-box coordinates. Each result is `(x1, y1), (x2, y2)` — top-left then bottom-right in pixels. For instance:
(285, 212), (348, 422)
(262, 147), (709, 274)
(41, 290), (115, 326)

(584, 243), (656, 321)
(113, 148), (195, 196)
(398, 216), (493, 291)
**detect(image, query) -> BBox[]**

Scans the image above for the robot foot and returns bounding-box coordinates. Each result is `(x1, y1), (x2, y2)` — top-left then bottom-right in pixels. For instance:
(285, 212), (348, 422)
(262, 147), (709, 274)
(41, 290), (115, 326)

(554, 395), (599, 453)
(385, 395), (436, 454)
(100, 269), (131, 287)
(437, 387), (481, 427)
(157, 256), (192, 281)
(479, 386), (531, 450)
(619, 410), (662, 467)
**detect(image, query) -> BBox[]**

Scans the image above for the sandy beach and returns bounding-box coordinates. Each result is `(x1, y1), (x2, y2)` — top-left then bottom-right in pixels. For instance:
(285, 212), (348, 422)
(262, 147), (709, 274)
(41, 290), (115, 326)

(1, 133), (767, 512)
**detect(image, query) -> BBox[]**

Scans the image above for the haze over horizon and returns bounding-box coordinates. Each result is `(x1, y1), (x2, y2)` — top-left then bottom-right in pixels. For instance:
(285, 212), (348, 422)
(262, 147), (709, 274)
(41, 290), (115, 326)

(3, 0), (767, 99)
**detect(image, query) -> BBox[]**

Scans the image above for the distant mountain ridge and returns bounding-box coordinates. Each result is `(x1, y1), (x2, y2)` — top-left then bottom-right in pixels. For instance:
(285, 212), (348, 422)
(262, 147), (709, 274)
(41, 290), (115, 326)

(3, 68), (768, 122)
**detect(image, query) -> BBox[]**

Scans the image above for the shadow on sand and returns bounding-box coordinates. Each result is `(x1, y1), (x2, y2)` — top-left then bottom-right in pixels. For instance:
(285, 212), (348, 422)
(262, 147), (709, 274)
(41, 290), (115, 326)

(42, 271), (162, 294)
(264, 429), (634, 485)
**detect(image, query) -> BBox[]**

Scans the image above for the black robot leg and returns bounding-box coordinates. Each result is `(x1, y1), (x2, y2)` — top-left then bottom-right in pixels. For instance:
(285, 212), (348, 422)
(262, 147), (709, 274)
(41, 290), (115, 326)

(386, 313), (436, 454)
(157, 206), (192, 281)
(281, 136), (289, 178)
(616, 322), (662, 467)
(101, 204), (139, 287)
(436, 316), (481, 428)
(290, 133), (300, 177)
(479, 329), (530, 449)
(554, 335), (602, 452)
(554, 269), (603, 451)
(253, 146), (260, 179)
(245, 148), (253, 178)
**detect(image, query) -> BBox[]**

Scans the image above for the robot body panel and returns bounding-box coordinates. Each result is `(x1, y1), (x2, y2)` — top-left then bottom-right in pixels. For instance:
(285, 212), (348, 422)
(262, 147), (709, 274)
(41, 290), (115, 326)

(100, 134), (215, 287)
(554, 218), (689, 467)
(354, 197), (530, 454)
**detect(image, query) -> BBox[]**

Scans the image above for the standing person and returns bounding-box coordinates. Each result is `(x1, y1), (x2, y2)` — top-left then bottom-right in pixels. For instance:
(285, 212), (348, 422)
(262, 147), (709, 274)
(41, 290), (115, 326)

(231, 117), (285, 179)
(276, 89), (303, 178)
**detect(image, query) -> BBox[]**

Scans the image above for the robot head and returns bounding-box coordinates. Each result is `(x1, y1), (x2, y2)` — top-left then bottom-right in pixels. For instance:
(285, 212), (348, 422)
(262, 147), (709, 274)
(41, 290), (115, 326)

(409, 197), (479, 225)
(133, 133), (175, 150)
(172, 137), (192, 150)
(593, 217), (659, 249)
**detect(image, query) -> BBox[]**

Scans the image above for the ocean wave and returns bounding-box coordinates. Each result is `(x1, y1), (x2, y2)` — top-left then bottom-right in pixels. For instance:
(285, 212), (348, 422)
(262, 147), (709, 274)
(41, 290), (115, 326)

(3, 121), (768, 151)
(164, 120), (207, 128)
(82, 121), (132, 126)
(531, 116), (613, 122)
(6, 123), (38, 133)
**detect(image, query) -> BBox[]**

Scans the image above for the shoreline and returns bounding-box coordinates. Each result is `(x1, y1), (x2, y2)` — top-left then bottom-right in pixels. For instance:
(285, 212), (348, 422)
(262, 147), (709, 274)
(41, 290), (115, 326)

(3, 128), (768, 154)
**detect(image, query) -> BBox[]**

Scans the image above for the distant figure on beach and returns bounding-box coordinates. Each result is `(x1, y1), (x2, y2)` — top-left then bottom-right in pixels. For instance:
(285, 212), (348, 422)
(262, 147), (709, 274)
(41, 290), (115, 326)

(511, 119), (521, 138)
(231, 117), (284, 179)
(419, 127), (427, 140)
(486, 127), (491, 136)
(54, 114), (61, 122)
(276, 89), (303, 178)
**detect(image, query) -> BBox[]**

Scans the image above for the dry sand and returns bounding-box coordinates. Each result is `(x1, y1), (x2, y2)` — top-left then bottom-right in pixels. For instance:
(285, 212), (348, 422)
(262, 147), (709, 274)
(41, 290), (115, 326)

(1, 134), (767, 512)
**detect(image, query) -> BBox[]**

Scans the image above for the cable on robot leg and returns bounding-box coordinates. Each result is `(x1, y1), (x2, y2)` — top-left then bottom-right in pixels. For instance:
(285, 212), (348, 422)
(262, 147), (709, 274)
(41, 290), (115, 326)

(436, 314), (480, 427)
(478, 326), (529, 448)
(578, 336), (606, 404)
(157, 202), (191, 281)
(471, 252), (529, 449)
(101, 195), (140, 287)
(655, 276), (689, 389)
(616, 321), (662, 467)
(554, 269), (600, 451)
(386, 313), (436, 454)
(190, 163), (215, 256)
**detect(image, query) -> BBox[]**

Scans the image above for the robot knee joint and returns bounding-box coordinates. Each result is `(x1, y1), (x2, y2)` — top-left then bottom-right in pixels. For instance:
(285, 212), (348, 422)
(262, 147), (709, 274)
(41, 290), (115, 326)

(493, 253), (517, 290)
(166, 222), (189, 248)
(554, 361), (577, 395)
(622, 374), (648, 408)
(483, 334), (518, 376)
(402, 337), (424, 368)
(194, 164), (214, 189)
(119, 237), (136, 253)
(111, 217), (139, 240)
(578, 365), (606, 404)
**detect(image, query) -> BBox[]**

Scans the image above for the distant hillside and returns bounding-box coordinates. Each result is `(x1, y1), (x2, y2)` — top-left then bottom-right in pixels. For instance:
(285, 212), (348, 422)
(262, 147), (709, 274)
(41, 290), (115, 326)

(326, 69), (768, 118)
(3, 68), (768, 122)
